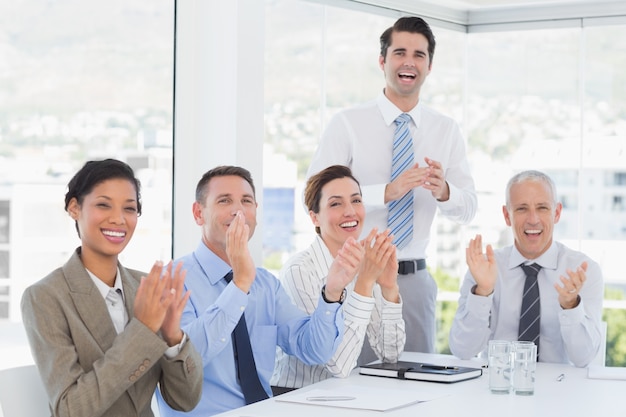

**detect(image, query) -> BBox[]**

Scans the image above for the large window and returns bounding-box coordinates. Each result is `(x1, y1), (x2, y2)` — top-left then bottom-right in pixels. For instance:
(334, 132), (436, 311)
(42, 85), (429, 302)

(0, 0), (174, 369)
(263, 1), (626, 365)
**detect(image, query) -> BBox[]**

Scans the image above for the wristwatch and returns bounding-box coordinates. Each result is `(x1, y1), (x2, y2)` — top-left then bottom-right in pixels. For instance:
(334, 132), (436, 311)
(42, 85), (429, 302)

(321, 285), (346, 304)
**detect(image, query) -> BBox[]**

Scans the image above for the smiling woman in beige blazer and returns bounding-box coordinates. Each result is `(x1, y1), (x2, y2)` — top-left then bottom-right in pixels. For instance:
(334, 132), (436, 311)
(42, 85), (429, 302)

(21, 159), (202, 417)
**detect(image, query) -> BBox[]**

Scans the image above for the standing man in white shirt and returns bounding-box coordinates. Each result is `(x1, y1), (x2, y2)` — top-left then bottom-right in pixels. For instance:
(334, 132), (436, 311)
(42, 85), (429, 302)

(307, 16), (477, 354)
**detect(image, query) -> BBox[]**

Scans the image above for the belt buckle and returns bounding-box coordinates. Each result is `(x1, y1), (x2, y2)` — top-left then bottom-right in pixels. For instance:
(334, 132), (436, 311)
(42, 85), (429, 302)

(398, 259), (425, 275)
(398, 260), (415, 275)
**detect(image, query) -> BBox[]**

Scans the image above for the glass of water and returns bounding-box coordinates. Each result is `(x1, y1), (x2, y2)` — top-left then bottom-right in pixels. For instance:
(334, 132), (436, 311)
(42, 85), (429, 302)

(512, 342), (537, 395)
(488, 340), (512, 394)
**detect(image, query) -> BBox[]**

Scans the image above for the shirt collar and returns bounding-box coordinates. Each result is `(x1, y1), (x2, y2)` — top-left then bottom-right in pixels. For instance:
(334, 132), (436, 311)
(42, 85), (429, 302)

(87, 267), (124, 301)
(376, 90), (422, 128)
(312, 234), (334, 271)
(507, 241), (558, 271)
(193, 240), (233, 285)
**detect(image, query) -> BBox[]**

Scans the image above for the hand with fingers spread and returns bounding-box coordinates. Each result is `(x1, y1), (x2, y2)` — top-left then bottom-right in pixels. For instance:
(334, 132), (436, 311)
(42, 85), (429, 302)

(555, 261), (587, 309)
(424, 157), (450, 202)
(134, 260), (177, 333)
(225, 211), (256, 293)
(466, 234), (498, 296)
(159, 261), (192, 346)
(325, 237), (363, 302)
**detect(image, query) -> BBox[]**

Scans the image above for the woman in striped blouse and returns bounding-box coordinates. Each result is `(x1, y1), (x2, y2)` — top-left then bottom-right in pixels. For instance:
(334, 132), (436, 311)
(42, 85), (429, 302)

(271, 165), (406, 391)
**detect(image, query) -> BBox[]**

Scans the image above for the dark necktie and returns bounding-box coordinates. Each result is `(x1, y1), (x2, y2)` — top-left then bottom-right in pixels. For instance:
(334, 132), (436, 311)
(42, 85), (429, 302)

(518, 263), (541, 357)
(388, 113), (414, 249)
(223, 271), (269, 404)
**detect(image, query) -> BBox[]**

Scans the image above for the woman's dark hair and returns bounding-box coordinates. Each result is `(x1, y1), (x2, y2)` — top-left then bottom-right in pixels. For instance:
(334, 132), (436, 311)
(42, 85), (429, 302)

(304, 165), (361, 234)
(65, 159), (142, 236)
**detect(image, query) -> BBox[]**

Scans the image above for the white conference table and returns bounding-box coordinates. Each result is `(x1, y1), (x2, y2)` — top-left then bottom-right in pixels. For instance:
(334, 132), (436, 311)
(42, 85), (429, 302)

(214, 352), (625, 417)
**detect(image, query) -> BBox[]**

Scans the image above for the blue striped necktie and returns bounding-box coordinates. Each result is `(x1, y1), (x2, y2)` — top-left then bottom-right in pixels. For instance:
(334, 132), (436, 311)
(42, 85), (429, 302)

(388, 113), (414, 249)
(518, 263), (541, 357)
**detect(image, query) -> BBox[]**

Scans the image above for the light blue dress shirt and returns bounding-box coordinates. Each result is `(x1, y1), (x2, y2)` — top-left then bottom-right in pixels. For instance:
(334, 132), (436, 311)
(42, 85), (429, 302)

(157, 241), (344, 417)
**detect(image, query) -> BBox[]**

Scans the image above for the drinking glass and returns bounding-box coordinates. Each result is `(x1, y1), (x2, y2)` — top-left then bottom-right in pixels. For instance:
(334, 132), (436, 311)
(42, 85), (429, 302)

(488, 340), (512, 394)
(512, 342), (537, 396)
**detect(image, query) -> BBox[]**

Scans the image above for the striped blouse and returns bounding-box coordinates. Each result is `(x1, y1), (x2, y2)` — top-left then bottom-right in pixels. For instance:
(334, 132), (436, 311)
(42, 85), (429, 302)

(271, 235), (405, 388)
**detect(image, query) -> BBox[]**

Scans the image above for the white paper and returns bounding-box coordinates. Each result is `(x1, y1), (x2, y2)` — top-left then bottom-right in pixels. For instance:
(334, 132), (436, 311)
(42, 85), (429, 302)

(587, 366), (626, 380)
(275, 386), (447, 412)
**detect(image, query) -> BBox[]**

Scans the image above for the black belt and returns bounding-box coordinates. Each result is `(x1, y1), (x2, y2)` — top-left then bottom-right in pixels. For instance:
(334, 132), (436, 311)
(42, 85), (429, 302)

(398, 259), (426, 275)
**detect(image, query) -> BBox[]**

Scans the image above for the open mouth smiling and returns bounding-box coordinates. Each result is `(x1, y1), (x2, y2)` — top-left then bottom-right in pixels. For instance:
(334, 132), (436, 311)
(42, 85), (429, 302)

(102, 229), (126, 238)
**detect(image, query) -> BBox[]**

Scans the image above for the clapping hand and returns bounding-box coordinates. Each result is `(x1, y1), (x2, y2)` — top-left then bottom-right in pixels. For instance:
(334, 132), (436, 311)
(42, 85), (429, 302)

(325, 237), (363, 302)
(466, 234), (497, 296)
(555, 261), (587, 309)
(424, 157), (450, 202)
(160, 262), (190, 346)
(355, 228), (397, 301)
(135, 261), (190, 346)
(225, 211), (256, 293)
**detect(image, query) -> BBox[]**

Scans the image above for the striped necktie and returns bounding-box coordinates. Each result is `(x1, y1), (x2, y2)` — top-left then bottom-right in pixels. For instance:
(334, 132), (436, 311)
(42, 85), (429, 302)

(224, 271), (269, 404)
(518, 263), (541, 357)
(388, 113), (414, 249)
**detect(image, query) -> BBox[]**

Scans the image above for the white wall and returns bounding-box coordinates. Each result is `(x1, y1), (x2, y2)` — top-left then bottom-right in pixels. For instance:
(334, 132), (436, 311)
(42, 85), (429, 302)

(173, 0), (265, 262)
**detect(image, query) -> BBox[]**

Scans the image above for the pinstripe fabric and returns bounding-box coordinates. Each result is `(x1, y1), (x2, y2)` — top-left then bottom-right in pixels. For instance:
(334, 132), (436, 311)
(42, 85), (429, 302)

(271, 235), (405, 388)
(388, 113), (414, 249)
(518, 263), (541, 357)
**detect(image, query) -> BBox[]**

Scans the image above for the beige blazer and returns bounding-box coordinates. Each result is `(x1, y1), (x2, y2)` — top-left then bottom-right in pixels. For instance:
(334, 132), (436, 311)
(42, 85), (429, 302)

(21, 248), (202, 417)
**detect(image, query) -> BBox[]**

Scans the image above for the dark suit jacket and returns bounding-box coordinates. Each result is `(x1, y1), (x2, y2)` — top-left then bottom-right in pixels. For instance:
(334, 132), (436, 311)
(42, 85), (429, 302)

(21, 248), (202, 417)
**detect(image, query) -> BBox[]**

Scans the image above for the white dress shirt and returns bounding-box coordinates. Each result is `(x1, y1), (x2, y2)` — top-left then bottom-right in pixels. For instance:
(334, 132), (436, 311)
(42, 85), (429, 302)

(449, 241), (604, 367)
(271, 235), (405, 388)
(88, 268), (128, 334)
(307, 92), (477, 259)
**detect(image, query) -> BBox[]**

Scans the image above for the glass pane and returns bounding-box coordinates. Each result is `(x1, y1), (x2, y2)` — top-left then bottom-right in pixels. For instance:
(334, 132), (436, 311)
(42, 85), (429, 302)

(467, 28), (580, 246)
(264, 1), (466, 355)
(264, 1), (625, 364)
(582, 25), (626, 342)
(0, 0), (174, 367)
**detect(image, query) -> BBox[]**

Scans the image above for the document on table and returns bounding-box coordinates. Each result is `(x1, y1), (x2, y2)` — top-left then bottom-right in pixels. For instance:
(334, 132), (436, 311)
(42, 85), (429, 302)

(275, 386), (447, 412)
(588, 366), (626, 380)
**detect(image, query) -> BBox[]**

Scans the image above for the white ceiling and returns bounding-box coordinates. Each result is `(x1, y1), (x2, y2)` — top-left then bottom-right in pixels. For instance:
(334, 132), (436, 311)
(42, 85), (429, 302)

(342, 0), (626, 29)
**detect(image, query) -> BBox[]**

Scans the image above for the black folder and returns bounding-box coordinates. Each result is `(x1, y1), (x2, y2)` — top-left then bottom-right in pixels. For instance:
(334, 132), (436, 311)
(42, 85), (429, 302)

(359, 360), (482, 383)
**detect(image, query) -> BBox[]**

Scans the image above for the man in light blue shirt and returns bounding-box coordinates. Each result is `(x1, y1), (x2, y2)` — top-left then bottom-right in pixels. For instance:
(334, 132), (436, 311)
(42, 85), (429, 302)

(157, 165), (358, 416)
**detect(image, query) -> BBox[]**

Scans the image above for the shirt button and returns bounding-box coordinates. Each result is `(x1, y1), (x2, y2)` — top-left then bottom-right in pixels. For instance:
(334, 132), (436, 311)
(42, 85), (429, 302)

(221, 338), (226, 343)
(240, 306), (245, 311)
(325, 310), (331, 315)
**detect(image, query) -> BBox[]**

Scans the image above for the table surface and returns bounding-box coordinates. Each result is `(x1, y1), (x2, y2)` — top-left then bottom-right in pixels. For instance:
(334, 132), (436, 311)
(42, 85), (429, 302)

(214, 352), (625, 417)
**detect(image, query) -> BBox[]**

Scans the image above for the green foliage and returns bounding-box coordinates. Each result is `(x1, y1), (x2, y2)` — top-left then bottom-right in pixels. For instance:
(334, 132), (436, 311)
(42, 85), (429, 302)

(431, 267), (459, 354)
(603, 286), (626, 366)
(263, 251), (284, 272)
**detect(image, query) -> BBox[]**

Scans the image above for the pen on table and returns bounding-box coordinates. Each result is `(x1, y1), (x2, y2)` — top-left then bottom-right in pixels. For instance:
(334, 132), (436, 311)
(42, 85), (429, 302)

(306, 396), (356, 402)
(420, 364), (459, 370)
(556, 373), (565, 382)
